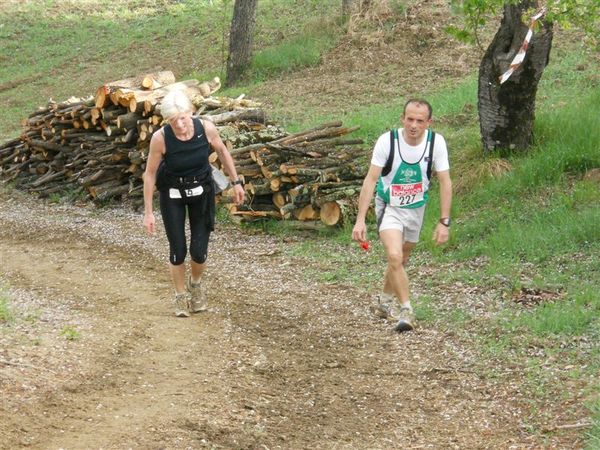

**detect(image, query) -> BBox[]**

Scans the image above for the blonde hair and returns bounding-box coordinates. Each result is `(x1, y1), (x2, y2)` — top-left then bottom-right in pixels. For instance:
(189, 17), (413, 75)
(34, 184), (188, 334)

(160, 89), (194, 120)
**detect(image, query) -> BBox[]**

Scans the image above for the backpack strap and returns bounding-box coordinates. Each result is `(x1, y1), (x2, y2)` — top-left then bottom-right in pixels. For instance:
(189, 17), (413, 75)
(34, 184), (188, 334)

(426, 131), (436, 180)
(381, 129), (397, 177)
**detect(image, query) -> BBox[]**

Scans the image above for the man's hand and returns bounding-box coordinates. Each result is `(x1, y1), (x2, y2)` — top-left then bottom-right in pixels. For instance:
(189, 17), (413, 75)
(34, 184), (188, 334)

(352, 220), (367, 243)
(432, 223), (449, 245)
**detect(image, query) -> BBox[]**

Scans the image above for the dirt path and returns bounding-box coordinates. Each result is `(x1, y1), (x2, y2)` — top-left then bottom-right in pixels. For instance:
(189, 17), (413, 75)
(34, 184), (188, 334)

(0, 191), (566, 449)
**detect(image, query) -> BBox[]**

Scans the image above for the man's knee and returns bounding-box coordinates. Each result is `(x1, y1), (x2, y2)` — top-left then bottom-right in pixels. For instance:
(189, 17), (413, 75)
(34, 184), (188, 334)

(387, 251), (404, 270)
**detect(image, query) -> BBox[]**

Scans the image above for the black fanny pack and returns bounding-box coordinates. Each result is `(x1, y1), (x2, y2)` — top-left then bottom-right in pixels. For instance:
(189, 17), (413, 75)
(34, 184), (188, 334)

(156, 161), (207, 191)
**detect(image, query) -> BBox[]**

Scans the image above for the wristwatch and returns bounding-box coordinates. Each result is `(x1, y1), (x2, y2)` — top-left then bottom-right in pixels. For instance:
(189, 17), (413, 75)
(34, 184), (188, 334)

(439, 217), (451, 227)
(231, 179), (243, 186)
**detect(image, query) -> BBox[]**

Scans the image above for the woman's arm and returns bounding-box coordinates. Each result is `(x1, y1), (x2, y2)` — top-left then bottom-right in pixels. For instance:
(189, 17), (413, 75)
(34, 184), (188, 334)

(203, 119), (245, 205)
(142, 130), (165, 234)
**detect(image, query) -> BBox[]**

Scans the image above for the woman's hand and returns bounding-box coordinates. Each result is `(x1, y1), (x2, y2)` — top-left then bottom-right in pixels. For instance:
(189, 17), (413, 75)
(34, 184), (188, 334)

(232, 184), (245, 205)
(143, 212), (156, 235)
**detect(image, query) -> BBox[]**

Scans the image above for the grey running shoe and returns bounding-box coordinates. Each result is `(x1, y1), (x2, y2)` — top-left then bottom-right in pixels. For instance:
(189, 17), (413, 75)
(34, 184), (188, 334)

(174, 293), (191, 318)
(370, 293), (393, 319)
(394, 306), (415, 332)
(186, 276), (208, 313)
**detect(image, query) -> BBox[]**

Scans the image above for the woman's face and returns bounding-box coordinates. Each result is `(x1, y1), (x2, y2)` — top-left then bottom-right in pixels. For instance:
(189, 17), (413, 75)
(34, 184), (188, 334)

(168, 112), (192, 135)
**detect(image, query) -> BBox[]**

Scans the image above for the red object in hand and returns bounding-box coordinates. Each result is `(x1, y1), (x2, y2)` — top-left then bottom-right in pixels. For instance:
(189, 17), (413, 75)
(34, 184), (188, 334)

(360, 241), (370, 251)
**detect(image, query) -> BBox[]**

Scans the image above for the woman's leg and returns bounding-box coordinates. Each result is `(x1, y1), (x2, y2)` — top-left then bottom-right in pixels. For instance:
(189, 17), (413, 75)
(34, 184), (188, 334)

(159, 191), (188, 294)
(187, 198), (211, 282)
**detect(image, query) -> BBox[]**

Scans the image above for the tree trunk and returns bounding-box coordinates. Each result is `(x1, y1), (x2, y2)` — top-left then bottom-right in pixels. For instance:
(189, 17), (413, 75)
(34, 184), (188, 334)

(226, 0), (258, 87)
(478, 1), (553, 153)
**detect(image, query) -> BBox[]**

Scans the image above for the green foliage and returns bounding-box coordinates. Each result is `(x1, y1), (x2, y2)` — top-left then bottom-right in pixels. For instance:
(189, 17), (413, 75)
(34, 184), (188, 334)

(60, 325), (81, 341)
(0, 293), (13, 323)
(448, 0), (599, 48)
(588, 399), (600, 449)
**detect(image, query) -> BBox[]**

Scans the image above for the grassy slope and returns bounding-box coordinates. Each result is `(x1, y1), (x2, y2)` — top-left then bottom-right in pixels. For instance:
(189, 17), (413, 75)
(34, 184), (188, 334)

(1, 0), (599, 445)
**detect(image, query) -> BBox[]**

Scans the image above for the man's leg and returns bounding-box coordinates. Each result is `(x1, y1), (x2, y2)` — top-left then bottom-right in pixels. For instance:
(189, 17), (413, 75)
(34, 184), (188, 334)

(380, 231), (417, 332)
(382, 241), (416, 298)
(380, 229), (410, 304)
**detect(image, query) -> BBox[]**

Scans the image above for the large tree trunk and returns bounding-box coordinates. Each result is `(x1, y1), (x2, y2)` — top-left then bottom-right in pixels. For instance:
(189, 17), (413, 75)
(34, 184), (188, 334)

(478, 1), (553, 153)
(226, 0), (258, 87)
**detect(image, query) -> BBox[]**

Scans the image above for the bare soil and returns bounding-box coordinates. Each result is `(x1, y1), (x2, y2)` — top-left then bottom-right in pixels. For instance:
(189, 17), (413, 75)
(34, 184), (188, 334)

(0, 187), (588, 449)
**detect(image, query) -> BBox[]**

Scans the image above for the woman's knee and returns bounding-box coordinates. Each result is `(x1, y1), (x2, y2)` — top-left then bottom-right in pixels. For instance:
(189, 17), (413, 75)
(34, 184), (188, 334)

(170, 246), (187, 265)
(190, 248), (207, 264)
(190, 239), (208, 264)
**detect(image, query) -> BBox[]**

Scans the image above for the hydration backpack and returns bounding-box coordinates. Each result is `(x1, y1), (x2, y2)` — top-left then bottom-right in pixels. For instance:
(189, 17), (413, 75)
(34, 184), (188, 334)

(381, 129), (436, 180)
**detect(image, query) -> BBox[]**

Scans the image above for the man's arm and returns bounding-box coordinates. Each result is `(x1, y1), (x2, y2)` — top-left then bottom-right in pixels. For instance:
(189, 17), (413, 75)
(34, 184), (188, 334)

(352, 164), (382, 243)
(432, 169), (452, 245)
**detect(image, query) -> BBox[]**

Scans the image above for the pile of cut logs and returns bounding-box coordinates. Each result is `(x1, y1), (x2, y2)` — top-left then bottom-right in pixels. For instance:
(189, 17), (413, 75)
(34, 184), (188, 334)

(0, 71), (366, 226)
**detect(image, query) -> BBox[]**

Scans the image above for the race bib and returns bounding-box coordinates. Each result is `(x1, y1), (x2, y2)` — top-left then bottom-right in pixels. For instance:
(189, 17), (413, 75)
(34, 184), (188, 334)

(185, 185), (204, 197)
(169, 185), (204, 199)
(390, 182), (423, 207)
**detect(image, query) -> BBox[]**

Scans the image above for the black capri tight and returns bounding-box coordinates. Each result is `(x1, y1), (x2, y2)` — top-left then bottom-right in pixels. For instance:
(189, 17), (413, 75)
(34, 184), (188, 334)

(159, 190), (211, 265)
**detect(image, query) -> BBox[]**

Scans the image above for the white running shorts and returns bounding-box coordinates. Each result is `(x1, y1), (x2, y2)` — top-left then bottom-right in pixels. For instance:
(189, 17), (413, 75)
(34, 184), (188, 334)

(375, 197), (426, 243)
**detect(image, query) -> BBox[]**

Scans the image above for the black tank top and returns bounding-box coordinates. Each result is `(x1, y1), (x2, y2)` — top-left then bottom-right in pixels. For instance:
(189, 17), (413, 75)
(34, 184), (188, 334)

(163, 117), (210, 178)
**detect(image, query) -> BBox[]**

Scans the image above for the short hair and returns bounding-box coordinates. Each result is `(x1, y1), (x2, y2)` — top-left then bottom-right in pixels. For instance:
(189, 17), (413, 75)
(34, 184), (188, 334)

(160, 89), (194, 120)
(403, 98), (432, 119)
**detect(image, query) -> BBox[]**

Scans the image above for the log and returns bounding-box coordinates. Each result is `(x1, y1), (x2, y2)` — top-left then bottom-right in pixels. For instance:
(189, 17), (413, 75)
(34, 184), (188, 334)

(141, 71), (176, 90)
(319, 201), (341, 226)
(29, 169), (67, 188)
(116, 111), (141, 130)
(230, 210), (283, 220)
(319, 199), (357, 226)
(94, 71), (175, 108)
(295, 204), (319, 221)
(143, 79), (213, 115)
(200, 108), (266, 125)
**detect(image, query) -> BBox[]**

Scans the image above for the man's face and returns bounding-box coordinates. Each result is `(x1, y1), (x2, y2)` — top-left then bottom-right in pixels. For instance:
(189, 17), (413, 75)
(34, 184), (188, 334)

(401, 103), (431, 142)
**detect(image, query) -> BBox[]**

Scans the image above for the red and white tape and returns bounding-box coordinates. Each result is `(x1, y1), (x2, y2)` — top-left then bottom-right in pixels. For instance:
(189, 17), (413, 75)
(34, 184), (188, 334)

(499, 8), (547, 84)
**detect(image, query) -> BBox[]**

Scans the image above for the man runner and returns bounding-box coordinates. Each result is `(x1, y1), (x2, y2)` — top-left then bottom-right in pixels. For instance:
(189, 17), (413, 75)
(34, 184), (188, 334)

(352, 99), (453, 332)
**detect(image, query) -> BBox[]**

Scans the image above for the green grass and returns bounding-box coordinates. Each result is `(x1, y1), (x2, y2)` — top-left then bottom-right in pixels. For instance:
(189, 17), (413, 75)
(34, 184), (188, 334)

(250, 31), (337, 81)
(0, 291), (13, 323)
(59, 325), (81, 341)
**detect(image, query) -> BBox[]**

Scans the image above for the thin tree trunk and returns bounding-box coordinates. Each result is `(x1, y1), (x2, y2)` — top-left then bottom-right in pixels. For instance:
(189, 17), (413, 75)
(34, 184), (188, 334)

(478, 1), (553, 153)
(226, 0), (258, 87)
